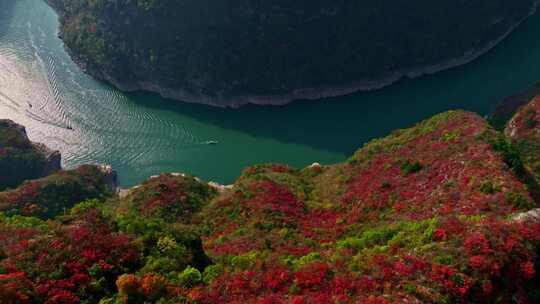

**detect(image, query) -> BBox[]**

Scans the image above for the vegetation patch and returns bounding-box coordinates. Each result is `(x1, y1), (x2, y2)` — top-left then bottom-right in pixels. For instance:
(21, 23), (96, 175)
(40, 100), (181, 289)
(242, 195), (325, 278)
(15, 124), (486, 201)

(2, 105), (540, 303)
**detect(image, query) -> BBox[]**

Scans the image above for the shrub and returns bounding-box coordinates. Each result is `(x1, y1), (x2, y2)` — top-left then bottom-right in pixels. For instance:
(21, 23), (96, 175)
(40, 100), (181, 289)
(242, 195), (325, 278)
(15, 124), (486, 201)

(506, 191), (535, 209)
(489, 136), (525, 175)
(178, 266), (202, 287)
(401, 160), (423, 175)
(116, 274), (143, 302)
(202, 265), (223, 284)
(479, 181), (500, 194)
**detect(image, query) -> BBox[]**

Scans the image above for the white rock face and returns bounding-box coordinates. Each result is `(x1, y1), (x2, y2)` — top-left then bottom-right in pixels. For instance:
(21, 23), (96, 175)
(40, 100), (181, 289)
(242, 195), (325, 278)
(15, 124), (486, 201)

(208, 181), (234, 192)
(512, 208), (540, 223)
(308, 162), (322, 169)
(117, 188), (131, 199)
(97, 164), (118, 189)
(505, 116), (519, 138)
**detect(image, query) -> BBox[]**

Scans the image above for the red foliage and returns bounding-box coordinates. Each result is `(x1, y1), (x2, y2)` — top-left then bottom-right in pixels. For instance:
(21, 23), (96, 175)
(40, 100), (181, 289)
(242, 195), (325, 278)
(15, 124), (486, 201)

(0, 211), (140, 304)
(264, 268), (291, 291)
(341, 113), (530, 223)
(117, 274), (143, 297)
(247, 180), (305, 220)
(198, 112), (540, 303)
(141, 274), (168, 298)
(43, 290), (80, 304)
(520, 261), (535, 279)
(294, 262), (329, 290)
(464, 233), (491, 255)
(3, 111), (539, 303)
(0, 272), (32, 304)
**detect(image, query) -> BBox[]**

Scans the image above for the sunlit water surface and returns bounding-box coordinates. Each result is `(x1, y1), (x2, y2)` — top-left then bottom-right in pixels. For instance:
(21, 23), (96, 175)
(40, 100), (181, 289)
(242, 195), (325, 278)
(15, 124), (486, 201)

(1, 0), (540, 186)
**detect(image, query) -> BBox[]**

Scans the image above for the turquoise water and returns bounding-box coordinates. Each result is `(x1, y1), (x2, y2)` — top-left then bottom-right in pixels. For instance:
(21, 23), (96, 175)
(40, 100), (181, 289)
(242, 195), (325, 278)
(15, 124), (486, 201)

(1, 0), (540, 186)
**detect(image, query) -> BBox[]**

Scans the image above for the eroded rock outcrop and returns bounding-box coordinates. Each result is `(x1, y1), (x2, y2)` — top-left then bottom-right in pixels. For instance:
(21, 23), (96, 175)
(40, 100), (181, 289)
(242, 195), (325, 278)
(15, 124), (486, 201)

(0, 119), (61, 190)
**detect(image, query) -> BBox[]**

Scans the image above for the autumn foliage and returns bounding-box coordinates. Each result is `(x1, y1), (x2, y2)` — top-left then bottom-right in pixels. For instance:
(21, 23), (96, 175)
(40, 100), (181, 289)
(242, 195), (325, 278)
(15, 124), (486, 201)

(0, 165), (114, 218)
(1, 108), (540, 303)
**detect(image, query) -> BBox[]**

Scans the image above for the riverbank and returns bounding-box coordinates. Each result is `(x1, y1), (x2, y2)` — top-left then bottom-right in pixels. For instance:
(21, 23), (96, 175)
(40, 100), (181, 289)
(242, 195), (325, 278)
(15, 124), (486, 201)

(47, 0), (540, 108)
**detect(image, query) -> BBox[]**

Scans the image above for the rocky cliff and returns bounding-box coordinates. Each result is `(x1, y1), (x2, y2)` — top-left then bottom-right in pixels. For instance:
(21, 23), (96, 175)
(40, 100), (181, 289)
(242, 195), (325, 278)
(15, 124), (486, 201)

(0, 119), (61, 190)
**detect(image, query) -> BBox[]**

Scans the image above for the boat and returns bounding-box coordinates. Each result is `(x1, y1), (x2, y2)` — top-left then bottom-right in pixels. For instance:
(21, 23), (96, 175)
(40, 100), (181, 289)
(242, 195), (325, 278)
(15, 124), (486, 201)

(205, 140), (219, 145)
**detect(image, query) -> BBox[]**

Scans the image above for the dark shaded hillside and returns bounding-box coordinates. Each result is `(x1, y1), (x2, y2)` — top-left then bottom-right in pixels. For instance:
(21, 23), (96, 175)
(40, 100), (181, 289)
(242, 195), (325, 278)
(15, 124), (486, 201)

(0, 120), (60, 191)
(46, 0), (538, 106)
(506, 95), (540, 199)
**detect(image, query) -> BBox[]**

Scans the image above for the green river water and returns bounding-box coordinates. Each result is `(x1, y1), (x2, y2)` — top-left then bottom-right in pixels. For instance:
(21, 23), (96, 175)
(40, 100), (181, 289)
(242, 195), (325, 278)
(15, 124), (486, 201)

(1, 0), (540, 186)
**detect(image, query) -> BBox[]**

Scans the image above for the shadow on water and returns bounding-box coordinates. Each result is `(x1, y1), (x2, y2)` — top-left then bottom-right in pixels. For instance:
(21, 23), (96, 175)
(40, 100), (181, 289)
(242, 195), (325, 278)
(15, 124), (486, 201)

(126, 84), (436, 156)
(0, 0), (16, 38)
(125, 9), (540, 157)
(122, 9), (540, 156)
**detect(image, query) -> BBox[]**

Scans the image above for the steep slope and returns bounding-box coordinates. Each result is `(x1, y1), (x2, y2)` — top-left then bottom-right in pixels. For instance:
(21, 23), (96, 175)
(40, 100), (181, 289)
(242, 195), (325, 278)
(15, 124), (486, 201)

(0, 119), (60, 191)
(197, 111), (538, 303)
(2, 109), (539, 303)
(506, 95), (540, 198)
(45, 0), (538, 106)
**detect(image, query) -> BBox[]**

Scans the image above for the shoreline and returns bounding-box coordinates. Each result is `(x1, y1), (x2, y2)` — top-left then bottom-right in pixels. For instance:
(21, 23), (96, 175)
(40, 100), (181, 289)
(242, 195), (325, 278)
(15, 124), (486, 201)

(48, 1), (539, 108)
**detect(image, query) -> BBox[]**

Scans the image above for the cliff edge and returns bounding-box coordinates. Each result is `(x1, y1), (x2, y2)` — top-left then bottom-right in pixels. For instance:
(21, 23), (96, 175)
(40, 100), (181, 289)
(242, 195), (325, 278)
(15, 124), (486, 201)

(0, 119), (61, 190)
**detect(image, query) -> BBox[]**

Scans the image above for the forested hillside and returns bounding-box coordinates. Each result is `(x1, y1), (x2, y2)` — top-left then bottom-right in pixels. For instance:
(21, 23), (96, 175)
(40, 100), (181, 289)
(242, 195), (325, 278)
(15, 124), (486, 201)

(46, 0), (538, 106)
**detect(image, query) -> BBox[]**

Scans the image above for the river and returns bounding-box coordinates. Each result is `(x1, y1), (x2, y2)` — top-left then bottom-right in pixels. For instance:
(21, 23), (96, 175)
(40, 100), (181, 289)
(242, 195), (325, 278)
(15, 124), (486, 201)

(1, 0), (540, 186)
